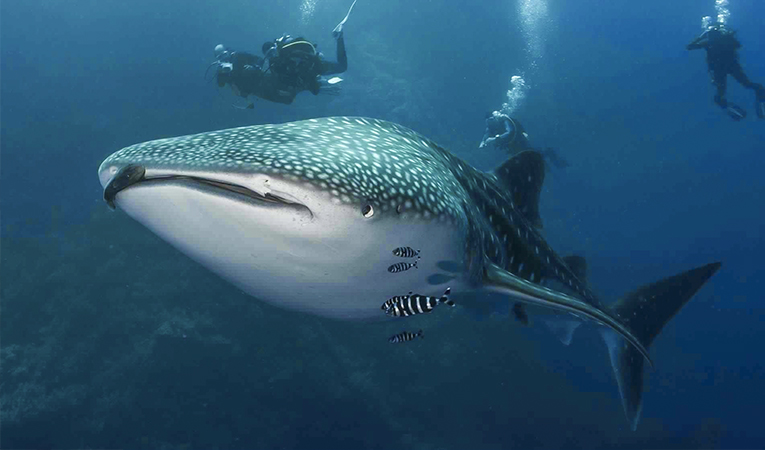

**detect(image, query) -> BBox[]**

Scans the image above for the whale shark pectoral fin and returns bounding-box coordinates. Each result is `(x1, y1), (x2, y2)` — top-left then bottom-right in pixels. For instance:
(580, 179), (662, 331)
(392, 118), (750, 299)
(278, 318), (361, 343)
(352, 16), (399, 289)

(482, 259), (653, 366)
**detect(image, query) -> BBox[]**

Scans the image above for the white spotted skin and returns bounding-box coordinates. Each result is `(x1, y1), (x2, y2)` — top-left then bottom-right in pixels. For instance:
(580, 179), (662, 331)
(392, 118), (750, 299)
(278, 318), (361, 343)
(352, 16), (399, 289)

(99, 117), (472, 320)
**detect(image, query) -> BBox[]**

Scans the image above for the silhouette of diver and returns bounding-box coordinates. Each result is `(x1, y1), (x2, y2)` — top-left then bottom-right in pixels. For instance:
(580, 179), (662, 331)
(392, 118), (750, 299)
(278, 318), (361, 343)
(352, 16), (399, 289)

(480, 111), (569, 169)
(687, 21), (765, 121)
(209, 0), (355, 107)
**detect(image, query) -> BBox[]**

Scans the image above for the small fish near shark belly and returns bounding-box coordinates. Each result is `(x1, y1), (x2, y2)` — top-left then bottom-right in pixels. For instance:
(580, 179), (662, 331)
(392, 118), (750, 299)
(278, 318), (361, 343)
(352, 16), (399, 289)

(388, 329), (424, 343)
(392, 246), (421, 258)
(383, 288), (454, 317)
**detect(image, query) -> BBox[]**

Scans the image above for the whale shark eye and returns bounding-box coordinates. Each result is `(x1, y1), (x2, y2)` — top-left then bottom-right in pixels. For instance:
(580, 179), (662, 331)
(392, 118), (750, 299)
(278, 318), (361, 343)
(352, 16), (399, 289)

(362, 204), (374, 218)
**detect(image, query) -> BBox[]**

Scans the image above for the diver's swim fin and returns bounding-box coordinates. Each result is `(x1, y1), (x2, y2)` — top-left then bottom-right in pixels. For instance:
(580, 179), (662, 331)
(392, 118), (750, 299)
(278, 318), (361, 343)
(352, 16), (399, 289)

(333, 0), (357, 37)
(232, 102), (255, 110)
(755, 86), (765, 119)
(726, 103), (746, 121)
(756, 97), (765, 119)
(318, 77), (343, 96)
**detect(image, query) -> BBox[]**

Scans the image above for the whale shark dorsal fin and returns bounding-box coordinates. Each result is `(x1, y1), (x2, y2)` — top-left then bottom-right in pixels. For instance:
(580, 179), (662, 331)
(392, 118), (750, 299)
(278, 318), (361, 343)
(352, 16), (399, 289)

(492, 150), (545, 228)
(562, 255), (588, 282)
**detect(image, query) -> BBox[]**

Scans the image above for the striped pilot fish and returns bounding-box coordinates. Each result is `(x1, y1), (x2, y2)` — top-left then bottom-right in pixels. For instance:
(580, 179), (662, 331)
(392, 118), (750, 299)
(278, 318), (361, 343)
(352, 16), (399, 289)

(381, 292), (413, 311)
(387, 260), (418, 273)
(385, 287), (454, 317)
(392, 246), (421, 258)
(388, 329), (424, 343)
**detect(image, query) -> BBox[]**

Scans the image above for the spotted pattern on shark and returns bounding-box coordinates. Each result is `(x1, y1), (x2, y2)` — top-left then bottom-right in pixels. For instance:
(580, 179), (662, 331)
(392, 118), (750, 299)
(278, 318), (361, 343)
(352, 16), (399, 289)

(424, 144), (600, 307)
(101, 118), (470, 222)
(103, 117), (596, 305)
(471, 173), (598, 303)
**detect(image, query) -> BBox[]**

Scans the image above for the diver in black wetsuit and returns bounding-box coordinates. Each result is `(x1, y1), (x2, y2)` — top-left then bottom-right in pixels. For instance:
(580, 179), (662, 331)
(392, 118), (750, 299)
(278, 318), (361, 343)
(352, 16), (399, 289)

(211, 1), (354, 107)
(687, 22), (765, 121)
(212, 31), (346, 106)
(213, 45), (297, 105)
(260, 28), (348, 96)
(479, 111), (531, 154)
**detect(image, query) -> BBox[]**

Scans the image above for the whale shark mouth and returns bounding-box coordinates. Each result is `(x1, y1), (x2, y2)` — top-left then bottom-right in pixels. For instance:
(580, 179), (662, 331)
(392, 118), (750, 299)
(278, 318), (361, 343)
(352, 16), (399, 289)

(103, 164), (308, 213)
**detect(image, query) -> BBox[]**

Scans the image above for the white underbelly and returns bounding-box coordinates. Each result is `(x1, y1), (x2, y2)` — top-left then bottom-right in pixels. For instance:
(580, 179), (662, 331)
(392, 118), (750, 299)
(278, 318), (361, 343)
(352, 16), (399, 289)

(116, 182), (470, 321)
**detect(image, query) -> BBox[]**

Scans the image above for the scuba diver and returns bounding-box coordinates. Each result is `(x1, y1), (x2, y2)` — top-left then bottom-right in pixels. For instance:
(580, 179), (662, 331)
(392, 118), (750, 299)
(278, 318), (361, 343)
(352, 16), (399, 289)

(212, 45), (297, 105)
(686, 21), (765, 121)
(479, 111), (531, 154)
(259, 28), (347, 96)
(210, 0), (355, 107)
(479, 111), (569, 169)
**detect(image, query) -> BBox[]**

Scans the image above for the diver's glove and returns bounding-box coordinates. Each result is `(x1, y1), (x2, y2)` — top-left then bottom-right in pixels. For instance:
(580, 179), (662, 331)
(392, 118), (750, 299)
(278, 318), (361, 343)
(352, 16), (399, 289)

(755, 90), (765, 119)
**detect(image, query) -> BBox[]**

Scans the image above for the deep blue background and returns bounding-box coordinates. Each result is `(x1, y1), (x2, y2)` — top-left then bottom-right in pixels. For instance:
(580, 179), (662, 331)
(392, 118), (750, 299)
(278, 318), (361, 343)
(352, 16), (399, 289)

(2, 0), (764, 448)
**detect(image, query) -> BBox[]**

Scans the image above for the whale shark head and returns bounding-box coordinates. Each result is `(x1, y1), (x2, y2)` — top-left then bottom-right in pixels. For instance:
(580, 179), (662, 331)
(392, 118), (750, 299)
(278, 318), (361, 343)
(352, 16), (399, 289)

(98, 117), (474, 320)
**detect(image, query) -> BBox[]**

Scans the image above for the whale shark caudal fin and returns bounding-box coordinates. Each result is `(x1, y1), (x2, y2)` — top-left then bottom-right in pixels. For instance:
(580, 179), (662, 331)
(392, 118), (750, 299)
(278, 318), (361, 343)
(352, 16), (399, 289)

(484, 259), (721, 430)
(492, 150), (545, 229)
(603, 262), (722, 430)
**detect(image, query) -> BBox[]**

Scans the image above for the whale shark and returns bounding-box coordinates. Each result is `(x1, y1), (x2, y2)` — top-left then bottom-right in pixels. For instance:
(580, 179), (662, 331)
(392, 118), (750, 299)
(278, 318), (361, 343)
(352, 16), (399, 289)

(98, 117), (720, 430)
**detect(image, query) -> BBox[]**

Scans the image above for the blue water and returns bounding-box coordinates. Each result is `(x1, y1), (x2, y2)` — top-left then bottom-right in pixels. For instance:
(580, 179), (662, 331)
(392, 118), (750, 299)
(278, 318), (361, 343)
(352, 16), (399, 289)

(2, 0), (764, 448)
